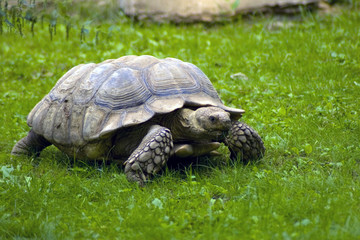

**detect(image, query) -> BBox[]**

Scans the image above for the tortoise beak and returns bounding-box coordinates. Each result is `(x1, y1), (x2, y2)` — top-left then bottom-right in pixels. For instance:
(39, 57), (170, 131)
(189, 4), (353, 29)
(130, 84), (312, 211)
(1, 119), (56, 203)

(224, 118), (232, 129)
(218, 113), (232, 130)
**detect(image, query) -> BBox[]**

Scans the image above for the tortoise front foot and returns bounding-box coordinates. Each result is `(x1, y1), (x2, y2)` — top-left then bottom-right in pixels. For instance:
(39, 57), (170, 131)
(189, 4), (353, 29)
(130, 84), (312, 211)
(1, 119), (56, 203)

(225, 121), (265, 162)
(124, 125), (173, 186)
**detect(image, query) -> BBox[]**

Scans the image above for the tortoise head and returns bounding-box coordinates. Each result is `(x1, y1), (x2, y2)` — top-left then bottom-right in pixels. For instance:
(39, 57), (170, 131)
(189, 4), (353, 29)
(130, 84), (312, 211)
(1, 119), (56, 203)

(173, 107), (232, 141)
(194, 107), (232, 133)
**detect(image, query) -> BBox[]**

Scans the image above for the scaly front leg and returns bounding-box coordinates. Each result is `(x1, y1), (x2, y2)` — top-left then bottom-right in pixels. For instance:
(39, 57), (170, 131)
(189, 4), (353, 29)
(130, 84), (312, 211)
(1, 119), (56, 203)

(225, 121), (265, 162)
(124, 125), (173, 186)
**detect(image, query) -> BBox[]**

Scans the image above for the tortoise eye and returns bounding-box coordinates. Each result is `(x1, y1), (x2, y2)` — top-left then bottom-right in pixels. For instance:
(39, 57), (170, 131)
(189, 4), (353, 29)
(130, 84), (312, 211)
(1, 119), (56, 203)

(209, 116), (216, 122)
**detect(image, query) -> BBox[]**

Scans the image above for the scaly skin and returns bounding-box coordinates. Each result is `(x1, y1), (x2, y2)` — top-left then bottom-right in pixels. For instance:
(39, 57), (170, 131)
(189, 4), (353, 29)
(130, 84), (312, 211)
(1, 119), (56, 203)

(124, 125), (173, 186)
(225, 121), (265, 162)
(11, 129), (51, 157)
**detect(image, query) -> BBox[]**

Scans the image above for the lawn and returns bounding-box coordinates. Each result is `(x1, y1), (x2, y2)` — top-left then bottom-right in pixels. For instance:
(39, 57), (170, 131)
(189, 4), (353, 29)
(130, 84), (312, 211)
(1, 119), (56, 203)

(0, 2), (360, 239)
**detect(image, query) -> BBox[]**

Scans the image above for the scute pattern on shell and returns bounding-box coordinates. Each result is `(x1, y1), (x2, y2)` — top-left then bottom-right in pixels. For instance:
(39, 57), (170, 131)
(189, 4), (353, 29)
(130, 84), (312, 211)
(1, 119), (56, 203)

(27, 55), (234, 146)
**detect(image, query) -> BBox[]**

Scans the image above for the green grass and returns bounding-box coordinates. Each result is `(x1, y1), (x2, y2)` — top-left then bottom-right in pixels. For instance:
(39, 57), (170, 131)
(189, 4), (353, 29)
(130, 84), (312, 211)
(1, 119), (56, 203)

(1, 3), (360, 239)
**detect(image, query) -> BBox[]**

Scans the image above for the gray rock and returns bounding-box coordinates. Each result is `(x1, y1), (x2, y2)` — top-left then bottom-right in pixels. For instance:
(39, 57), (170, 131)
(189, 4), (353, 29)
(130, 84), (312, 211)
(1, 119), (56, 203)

(118, 0), (320, 22)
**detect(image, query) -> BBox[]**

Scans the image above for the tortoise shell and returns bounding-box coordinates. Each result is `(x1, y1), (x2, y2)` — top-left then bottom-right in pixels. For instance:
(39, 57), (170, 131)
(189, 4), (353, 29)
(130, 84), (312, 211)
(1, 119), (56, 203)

(27, 55), (243, 146)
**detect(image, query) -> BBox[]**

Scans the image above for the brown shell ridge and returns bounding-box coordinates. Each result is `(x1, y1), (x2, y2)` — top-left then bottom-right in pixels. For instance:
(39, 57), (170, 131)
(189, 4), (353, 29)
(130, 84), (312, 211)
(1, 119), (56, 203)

(52, 100), (73, 144)
(98, 105), (155, 138)
(164, 59), (220, 101)
(27, 96), (48, 127)
(67, 104), (86, 146)
(182, 62), (220, 101)
(27, 96), (51, 130)
(49, 64), (84, 97)
(143, 61), (201, 97)
(73, 63), (121, 105)
(82, 104), (109, 141)
(49, 63), (97, 103)
(94, 67), (152, 110)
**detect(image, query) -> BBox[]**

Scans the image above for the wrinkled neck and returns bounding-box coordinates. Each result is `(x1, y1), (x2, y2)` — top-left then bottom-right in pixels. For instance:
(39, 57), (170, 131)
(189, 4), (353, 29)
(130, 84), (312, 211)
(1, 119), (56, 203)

(157, 109), (188, 141)
(160, 108), (208, 142)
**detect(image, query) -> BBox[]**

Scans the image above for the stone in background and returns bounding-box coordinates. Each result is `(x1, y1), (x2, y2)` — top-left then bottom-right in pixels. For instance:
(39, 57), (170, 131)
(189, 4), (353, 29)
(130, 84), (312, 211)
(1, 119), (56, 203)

(118, 0), (320, 22)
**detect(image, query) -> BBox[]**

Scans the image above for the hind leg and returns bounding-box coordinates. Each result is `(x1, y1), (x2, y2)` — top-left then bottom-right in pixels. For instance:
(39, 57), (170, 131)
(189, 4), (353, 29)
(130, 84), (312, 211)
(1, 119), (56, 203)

(11, 129), (51, 157)
(124, 125), (173, 186)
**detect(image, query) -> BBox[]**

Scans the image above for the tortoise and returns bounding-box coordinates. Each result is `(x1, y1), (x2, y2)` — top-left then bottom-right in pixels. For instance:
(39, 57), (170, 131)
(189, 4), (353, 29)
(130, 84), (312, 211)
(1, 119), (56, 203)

(12, 55), (265, 185)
